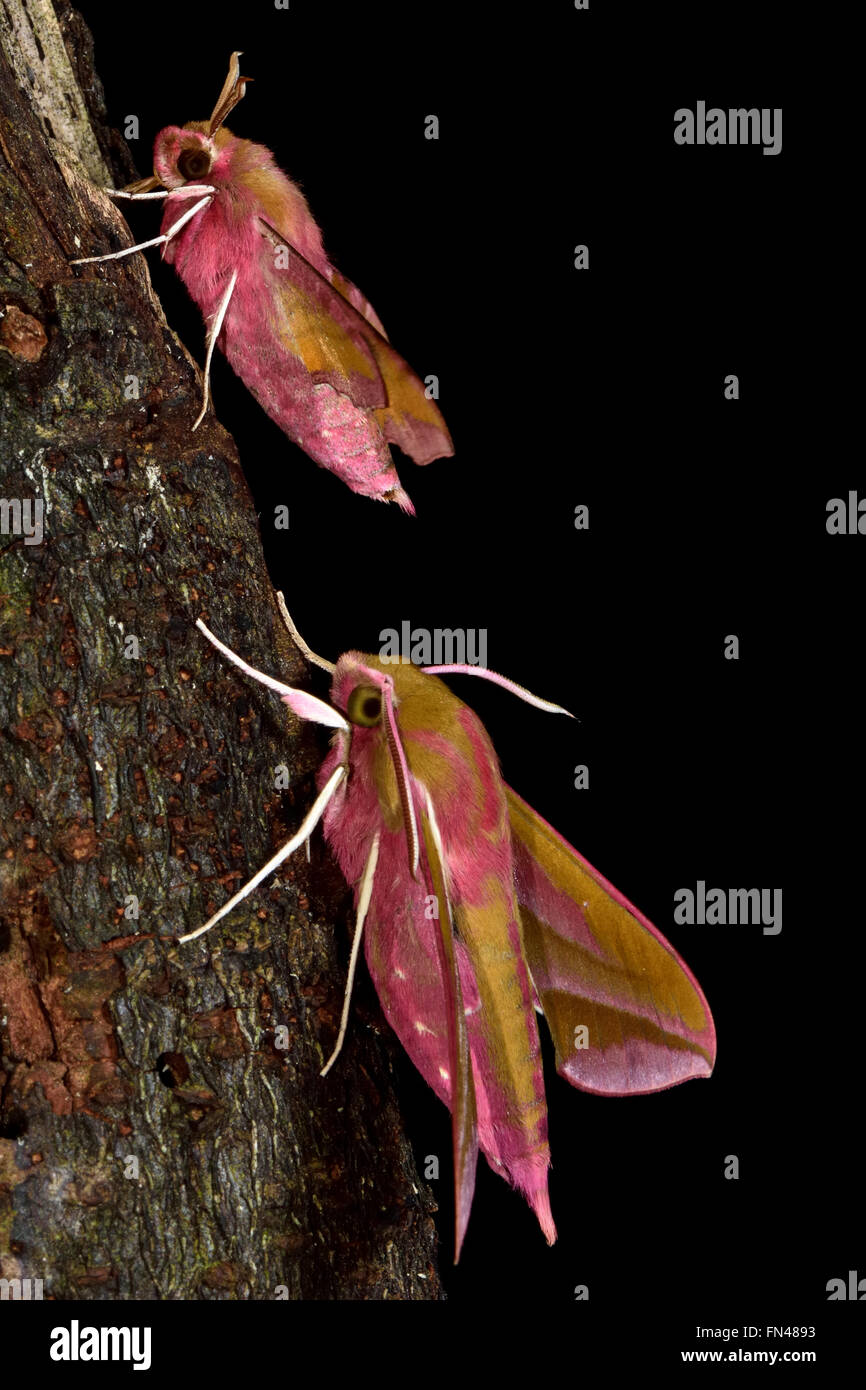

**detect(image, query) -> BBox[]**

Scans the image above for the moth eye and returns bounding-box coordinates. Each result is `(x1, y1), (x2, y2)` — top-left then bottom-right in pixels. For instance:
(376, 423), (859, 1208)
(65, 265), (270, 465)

(347, 685), (383, 727)
(177, 147), (212, 181)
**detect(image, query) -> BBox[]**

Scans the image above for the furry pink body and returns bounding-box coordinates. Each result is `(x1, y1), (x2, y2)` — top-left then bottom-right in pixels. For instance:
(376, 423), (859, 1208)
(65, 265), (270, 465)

(319, 682), (556, 1241)
(154, 125), (452, 509)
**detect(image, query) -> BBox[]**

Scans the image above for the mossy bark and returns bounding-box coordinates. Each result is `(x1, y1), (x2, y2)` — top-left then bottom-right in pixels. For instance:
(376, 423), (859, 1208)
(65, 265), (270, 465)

(0, 1), (440, 1300)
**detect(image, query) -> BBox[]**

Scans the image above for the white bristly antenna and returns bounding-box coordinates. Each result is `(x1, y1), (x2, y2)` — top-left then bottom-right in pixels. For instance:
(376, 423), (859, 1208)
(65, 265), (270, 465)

(195, 617), (346, 728)
(421, 664), (574, 717)
(276, 591), (336, 674)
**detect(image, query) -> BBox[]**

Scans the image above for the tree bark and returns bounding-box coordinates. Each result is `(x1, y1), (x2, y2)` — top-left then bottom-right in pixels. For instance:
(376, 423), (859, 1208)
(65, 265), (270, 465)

(0, 0), (441, 1300)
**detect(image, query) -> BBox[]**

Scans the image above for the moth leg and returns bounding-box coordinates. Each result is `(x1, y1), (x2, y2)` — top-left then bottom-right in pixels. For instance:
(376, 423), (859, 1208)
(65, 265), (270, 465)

(70, 193), (213, 266)
(192, 268), (238, 431)
(163, 187), (218, 202)
(106, 184), (217, 201)
(275, 592), (335, 674)
(320, 832), (381, 1077)
(178, 765), (345, 943)
(105, 189), (168, 201)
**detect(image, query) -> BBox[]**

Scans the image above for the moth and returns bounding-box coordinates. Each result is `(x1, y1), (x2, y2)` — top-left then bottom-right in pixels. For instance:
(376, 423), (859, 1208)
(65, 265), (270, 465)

(72, 53), (453, 512)
(182, 598), (716, 1258)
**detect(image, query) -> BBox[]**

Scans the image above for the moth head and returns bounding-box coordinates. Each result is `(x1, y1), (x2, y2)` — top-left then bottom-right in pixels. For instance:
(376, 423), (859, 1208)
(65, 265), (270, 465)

(273, 656), (390, 739)
(331, 656), (392, 735)
(331, 654), (458, 739)
(152, 127), (216, 189)
(144, 55), (251, 191)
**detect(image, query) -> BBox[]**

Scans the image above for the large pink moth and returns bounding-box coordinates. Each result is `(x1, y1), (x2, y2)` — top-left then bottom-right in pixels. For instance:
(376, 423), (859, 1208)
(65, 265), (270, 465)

(181, 598), (716, 1258)
(72, 53), (453, 512)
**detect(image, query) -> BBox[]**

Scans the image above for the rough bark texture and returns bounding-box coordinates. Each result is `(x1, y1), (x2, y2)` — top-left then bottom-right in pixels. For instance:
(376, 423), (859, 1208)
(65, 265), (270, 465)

(0, 1), (441, 1300)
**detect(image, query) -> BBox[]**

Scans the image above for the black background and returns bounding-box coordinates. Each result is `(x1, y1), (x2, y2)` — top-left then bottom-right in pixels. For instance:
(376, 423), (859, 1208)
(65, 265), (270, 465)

(63, 0), (856, 1333)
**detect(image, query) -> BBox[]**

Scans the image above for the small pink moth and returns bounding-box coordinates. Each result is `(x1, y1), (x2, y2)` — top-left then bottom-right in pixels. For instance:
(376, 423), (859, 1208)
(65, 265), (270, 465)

(72, 53), (453, 512)
(181, 598), (716, 1259)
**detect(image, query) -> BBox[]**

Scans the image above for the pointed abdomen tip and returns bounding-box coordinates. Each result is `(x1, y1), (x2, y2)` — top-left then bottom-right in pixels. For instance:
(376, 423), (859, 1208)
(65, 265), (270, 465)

(528, 1181), (557, 1245)
(387, 486), (415, 515)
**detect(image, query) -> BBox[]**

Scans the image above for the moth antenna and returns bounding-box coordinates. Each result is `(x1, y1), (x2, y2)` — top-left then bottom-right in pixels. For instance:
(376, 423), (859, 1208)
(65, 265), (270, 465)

(208, 51), (252, 135)
(320, 832), (380, 1077)
(195, 618), (347, 729)
(192, 268), (238, 431)
(382, 680), (420, 877)
(120, 174), (164, 195)
(71, 193), (213, 265)
(275, 592), (335, 673)
(421, 665), (574, 718)
(178, 765), (345, 943)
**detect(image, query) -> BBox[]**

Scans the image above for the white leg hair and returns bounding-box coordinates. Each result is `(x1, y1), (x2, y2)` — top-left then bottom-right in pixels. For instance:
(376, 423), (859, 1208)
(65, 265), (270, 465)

(70, 193), (213, 266)
(320, 832), (381, 1077)
(275, 591), (335, 674)
(192, 269), (238, 431)
(178, 765), (345, 943)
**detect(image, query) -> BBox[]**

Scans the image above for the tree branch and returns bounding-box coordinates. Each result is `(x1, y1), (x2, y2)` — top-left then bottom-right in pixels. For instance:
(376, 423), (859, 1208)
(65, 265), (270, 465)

(0, 1), (441, 1300)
